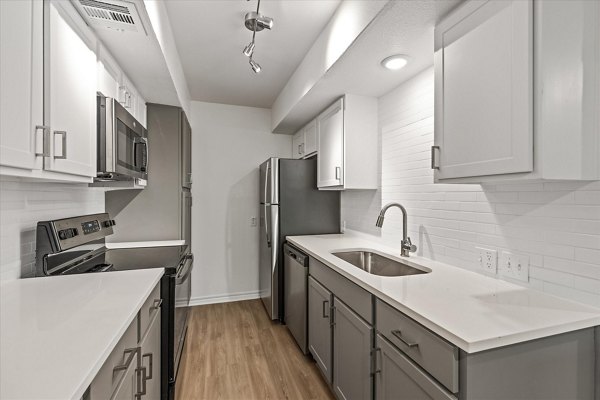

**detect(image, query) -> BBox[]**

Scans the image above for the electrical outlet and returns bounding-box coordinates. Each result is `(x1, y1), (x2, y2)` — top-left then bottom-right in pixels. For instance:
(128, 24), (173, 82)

(250, 216), (257, 227)
(476, 247), (498, 274)
(499, 251), (529, 282)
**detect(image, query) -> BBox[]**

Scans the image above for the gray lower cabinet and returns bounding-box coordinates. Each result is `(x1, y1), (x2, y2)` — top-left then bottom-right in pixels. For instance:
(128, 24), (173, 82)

(89, 282), (162, 400)
(308, 276), (333, 384)
(375, 333), (455, 400)
(332, 298), (372, 400)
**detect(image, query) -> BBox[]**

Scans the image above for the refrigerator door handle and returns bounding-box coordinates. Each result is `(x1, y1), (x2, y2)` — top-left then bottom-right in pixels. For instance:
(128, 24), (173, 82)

(264, 204), (270, 246)
(270, 206), (279, 275)
(263, 161), (271, 246)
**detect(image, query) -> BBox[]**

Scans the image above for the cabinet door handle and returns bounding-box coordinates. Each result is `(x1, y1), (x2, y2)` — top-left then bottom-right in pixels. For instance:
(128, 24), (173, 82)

(35, 125), (50, 157)
(113, 347), (138, 376)
(335, 166), (341, 180)
(322, 300), (329, 318)
(329, 305), (336, 327)
(53, 131), (67, 159)
(135, 366), (147, 399)
(431, 146), (440, 170)
(371, 347), (382, 376)
(142, 352), (153, 380)
(391, 329), (419, 348)
(298, 144), (302, 155)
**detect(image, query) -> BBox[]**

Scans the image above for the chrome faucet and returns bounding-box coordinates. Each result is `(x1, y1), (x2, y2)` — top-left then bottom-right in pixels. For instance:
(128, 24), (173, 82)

(375, 202), (417, 257)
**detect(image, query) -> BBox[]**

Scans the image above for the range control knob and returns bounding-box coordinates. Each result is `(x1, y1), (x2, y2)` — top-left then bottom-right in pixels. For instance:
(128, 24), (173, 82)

(58, 228), (78, 240)
(103, 219), (116, 228)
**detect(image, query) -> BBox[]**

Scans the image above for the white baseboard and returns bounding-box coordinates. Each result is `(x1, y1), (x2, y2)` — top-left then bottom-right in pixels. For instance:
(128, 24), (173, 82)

(189, 290), (261, 307)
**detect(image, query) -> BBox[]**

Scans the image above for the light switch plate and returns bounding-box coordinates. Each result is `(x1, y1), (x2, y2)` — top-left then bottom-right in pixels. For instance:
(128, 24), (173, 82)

(476, 247), (498, 274)
(499, 251), (529, 282)
(250, 216), (257, 227)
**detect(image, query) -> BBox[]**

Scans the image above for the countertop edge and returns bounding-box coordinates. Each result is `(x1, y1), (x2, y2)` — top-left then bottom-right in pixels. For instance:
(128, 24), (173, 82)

(70, 269), (164, 400)
(287, 236), (600, 353)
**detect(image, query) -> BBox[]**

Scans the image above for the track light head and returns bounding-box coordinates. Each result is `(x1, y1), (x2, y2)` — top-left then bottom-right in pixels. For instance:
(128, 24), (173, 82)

(256, 15), (273, 30)
(249, 58), (261, 73)
(243, 41), (255, 57)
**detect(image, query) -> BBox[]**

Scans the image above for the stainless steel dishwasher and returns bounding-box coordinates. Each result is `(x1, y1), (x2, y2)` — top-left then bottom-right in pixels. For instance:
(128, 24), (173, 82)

(283, 243), (308, 354)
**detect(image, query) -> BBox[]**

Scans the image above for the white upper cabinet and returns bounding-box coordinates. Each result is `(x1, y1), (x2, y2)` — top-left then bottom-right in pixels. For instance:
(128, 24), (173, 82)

(317, 95), (378, 190)
(43, 1), (97, 178)
(0, 0), (44, 171)
(317, 99), (344, 187)
(303, 120), (317, 157)
(434, 0), (600, 183)
(434, 0), (533, 180)
(292, 129), (305, 159)
(291, 119), (317, 160)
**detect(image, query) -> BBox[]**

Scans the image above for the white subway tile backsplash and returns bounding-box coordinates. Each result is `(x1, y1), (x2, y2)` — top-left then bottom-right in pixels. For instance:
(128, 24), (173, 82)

(0, 177), (104, 280)
(341, 67), (600, 307)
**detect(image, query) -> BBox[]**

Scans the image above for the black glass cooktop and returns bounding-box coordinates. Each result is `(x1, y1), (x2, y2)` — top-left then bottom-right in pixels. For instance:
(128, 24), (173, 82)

(47, 245), (189, 276)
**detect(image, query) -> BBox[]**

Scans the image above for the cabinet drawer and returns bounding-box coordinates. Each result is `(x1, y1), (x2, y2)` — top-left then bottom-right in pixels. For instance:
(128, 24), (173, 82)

(138, 282), (161, 342)
(90, 318), (138, 399)
(309, 257), (372, 323)
(376, 300), (458, 393)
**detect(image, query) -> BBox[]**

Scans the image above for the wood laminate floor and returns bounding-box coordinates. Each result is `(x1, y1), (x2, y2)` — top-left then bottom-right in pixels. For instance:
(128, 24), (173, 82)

(175, 300), (335, 400)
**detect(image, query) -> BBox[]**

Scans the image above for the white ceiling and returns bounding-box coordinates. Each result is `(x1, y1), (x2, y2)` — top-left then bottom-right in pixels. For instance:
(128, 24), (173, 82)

(164, 0), (341, 108)
(274, 0), (462, 133)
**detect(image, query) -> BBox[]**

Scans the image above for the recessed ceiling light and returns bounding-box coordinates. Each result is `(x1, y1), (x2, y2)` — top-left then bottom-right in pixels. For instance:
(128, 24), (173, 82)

(381, 55), (409, 70)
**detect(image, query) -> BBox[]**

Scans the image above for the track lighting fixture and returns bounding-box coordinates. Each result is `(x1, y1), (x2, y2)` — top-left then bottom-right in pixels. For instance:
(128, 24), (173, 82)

(243, 41), (255, 57)
(249, 58), (261, 73)
(241, 0), (273, 73)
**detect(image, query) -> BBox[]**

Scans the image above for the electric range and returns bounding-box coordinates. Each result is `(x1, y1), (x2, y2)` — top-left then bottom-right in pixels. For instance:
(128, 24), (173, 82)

(35, 213), (193, 400)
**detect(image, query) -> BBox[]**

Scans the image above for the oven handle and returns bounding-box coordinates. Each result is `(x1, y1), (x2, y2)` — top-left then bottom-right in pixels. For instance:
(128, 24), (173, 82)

(176, 254), (194, 285)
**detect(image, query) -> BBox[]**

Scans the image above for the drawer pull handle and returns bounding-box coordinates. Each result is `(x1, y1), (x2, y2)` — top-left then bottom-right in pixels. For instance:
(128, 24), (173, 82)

(113, 347), (138, 376)
(322, 300), (329, 318)
(391, 329), (419, 348)
(151, 298), (162, 310)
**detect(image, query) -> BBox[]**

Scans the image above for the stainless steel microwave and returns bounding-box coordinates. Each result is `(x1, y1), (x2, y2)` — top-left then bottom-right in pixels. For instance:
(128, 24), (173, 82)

(96, 93), (148, 181)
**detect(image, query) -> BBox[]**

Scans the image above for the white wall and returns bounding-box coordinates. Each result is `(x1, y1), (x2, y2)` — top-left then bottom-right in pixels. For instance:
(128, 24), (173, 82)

(0, 177), (104, 280)
(189, 101), (291, 305)
(342, 67), (600, 307)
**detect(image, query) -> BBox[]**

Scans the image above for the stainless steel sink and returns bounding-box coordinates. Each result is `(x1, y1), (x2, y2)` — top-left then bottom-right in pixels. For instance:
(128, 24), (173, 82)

(332, 250), (430, 277)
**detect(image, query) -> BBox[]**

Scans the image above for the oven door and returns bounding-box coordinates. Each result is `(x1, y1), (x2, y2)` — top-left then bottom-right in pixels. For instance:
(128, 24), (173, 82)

(173, 253), (193, 379)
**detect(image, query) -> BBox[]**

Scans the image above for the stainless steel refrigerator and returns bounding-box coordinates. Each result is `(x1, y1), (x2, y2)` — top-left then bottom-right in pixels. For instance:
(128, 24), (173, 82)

(259, 157), (340, 321)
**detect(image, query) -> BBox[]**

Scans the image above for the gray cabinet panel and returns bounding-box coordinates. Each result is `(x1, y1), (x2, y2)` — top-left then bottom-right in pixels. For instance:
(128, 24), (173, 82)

(460, 327), (596, 400)
(375, 334), (455, 400)
(308, 276), (333, 384)
(376, 299), (458, 393)
(333, 298), (372, 400)
(106, 104), (190, 243)
(181, 111), (191, 189)
(309, 258), (372, 323)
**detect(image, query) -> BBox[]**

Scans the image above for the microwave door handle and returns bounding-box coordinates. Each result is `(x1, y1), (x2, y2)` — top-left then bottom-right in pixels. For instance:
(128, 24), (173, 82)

(140, 139), (148, 171)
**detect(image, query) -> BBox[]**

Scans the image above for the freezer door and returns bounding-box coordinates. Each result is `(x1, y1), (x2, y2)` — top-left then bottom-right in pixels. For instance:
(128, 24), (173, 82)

(259, 204), (280, 320)
(260, 158), (279, 205)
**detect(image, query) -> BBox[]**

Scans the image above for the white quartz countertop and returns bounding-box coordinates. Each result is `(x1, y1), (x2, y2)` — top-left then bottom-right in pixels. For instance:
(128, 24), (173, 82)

(287, 233), (600, 353)
(0, 269), (164, 400)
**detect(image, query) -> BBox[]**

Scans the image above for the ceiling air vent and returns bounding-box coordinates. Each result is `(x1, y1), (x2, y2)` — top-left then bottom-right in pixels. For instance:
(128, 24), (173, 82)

(74, 0), (147, 35)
